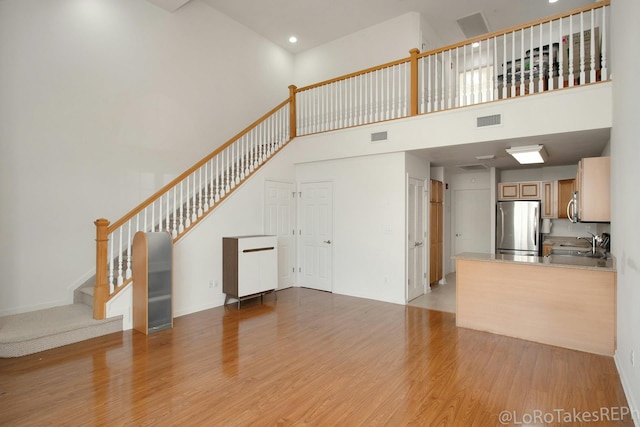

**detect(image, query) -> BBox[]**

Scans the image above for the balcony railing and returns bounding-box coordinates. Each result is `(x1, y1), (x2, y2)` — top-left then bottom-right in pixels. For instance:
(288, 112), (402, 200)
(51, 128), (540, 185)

(92, 0), (610, 319)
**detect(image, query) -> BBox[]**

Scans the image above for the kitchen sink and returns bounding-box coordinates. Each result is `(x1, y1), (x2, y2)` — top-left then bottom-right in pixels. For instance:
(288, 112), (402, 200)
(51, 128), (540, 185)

(545, 254), (612, 268)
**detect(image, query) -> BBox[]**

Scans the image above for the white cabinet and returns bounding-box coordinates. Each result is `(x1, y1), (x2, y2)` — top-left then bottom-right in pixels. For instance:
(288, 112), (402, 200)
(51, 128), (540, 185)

(223, 235), (277, 307)
(498, 181), (541, 200)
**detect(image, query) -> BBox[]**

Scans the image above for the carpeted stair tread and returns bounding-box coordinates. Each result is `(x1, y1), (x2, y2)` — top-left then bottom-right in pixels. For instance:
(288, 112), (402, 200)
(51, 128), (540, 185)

(0, 304), (122, 358)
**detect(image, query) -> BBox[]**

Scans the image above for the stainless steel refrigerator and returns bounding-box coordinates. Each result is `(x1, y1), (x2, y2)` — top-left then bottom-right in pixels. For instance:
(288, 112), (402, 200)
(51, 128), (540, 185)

(496, 200), (541, 256)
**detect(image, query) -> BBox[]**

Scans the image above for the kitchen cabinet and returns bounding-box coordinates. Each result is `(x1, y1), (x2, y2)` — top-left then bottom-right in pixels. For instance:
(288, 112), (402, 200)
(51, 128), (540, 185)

(557, 179), (576, 219)
(576, 157), (610, 222)
(541, 181), (557, 218)
(132, 231), (173, 335)
(430, 180), (443, 285)
(498, 181), (540, 200)
(223, 235), (277, 307)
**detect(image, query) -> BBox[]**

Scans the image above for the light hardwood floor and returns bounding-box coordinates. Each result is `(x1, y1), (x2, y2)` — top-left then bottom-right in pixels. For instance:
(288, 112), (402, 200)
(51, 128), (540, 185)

(0, 288), (633, 426)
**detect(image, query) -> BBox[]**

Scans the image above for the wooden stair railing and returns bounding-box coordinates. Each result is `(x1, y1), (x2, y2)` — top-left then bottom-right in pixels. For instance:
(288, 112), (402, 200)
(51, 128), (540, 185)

(93, 0), (610, 319)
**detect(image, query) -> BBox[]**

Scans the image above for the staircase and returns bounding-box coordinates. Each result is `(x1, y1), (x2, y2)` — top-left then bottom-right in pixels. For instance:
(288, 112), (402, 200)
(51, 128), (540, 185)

(0, 290), (122, 358)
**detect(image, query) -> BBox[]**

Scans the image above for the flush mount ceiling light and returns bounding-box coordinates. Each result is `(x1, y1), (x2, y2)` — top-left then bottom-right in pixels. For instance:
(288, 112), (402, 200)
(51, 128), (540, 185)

(505, 144), (548, 164)
(288, 36), (298, 44)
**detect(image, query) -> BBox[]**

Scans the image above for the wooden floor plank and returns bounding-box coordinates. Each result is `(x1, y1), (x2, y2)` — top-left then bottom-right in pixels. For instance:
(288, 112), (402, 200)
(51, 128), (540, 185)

(0, 288), (633, 426)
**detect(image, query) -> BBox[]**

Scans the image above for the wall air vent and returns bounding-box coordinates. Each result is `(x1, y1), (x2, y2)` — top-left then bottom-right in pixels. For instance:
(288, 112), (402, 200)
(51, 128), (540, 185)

(457, 163), (489, 171)
(370, 131), (388, 143)
(477, 114), (502, 127)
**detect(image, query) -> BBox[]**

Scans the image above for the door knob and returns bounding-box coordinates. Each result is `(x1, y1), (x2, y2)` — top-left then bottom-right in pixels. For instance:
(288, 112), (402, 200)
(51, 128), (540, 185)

(323, 240), (332, 244)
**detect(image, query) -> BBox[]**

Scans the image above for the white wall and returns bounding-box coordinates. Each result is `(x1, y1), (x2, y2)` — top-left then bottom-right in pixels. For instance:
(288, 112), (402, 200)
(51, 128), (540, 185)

(0, 0), (293, 315)
(296, 153), (407, 305)
(611, 0), (640, 420)
(293, 12), (421, 87)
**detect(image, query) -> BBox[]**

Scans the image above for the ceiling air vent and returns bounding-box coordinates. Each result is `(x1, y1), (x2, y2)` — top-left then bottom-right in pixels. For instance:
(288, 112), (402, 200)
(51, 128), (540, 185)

(457, 163), (489, 171)
(477, 114), (501, 127)
(456, 12), (490, 39)
(371, 131), (388, 143)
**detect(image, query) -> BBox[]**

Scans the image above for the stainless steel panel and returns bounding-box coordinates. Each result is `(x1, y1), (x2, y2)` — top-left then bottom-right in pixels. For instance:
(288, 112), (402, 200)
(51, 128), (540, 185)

(496, 200), (541, 255)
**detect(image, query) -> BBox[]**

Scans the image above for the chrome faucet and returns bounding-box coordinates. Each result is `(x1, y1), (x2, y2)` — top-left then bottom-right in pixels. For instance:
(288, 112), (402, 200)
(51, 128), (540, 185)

(577, 232), (601, 255)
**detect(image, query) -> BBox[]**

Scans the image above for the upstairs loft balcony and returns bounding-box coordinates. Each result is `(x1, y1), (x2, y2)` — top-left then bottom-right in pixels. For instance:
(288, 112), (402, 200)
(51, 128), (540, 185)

(293, 1), (609, 137)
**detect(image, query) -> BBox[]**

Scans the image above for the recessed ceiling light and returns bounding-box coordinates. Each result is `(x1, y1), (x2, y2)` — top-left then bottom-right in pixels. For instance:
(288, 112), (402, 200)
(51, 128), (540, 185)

(549, 0), (559, 3)
(472, 42), (480, 48)
(289, 36), (298, 44)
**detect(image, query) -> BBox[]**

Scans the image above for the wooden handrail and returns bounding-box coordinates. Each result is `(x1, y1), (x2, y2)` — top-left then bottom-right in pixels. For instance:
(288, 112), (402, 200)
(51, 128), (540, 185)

(107, 98), (290, 233)
(416, 0), (610, 60)
(295, 56), (412, 93)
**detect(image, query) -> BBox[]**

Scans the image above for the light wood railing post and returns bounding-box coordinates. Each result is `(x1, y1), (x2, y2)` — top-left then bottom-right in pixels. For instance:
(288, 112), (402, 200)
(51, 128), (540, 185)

(93, 218), (110, 320)
(409, 48), (420, 116)
(288, 85), (297, 139)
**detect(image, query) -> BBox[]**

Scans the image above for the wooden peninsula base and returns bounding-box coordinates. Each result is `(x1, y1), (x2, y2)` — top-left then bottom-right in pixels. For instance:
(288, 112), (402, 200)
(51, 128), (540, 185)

(455, 253), (616, 356)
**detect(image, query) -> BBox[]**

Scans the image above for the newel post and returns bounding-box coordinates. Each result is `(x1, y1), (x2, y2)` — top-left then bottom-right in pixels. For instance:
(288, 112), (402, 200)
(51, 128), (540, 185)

(93, 218), (110, 320)
(288, 84), (297, 139)
(409, 48), (420, 116)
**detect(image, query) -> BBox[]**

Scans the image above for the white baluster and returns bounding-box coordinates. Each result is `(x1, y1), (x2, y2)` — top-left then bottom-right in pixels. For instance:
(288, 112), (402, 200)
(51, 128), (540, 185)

(225, 149), (231, 194)
(184, 176), (191, 228)
(579, 12), (586, 85)
(151, 200), (156, 231)
(589, 10), (596, 83)
(548, 21), (555, 91)
(230, 144), (236, 189)
(494, 37), (499, 100)
(600, 6), (607, 80)
(197, 168), (203, 216)
(179, 182), (185, 233)
(519, 29), (525, 95)
(558, 18), (564, 89)
(502, 35), (507, 99)
(108, 237), (114, 294)
(568, 17), (574, 86)
(209, 159), (216, 206)
(203, 164), (209, 212)
(126, 220), (132, 279)
(454, 48), (460, 107)
(538, 24), (544, 93)
(172, 186), (178, 238)
(440, 53), (445, 109)
(511, 31), (516, 97)
(117, 227), (123, 286)
(529, 26), (534, 95)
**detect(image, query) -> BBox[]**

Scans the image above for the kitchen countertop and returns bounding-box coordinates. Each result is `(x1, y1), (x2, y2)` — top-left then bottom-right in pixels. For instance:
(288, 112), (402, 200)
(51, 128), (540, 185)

(454, 252), (616, 272)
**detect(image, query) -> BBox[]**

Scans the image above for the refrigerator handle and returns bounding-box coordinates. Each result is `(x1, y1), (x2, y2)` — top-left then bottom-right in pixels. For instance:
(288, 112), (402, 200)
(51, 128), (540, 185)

(534, 205), (538, 247)
(498, 206), (504, 247)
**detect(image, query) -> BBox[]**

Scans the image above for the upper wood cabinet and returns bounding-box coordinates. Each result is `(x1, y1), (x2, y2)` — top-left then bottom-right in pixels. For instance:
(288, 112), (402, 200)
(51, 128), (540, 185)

(541, 181), (557, 218)
(577, 157), (610, 222)
(498, 181), (541, 200)
(557, 179), (576, 219)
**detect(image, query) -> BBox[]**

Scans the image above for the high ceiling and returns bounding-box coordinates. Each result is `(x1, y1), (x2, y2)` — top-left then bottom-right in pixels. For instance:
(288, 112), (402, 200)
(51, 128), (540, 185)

(201, 0), (599, 54)
(196, 0), (608, 170)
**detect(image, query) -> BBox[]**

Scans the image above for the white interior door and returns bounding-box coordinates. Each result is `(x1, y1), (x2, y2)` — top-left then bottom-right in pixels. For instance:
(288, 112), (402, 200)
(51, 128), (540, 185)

(407, 178), (426, 302)
(298, 182), (333, 292)
(264, 181), (295, 289)
(453, 189), (491, 260)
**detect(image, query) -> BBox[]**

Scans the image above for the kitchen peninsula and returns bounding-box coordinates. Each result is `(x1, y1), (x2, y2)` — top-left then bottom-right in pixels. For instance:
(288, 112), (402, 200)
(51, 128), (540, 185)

(455, 253), (616, 356)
